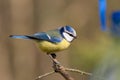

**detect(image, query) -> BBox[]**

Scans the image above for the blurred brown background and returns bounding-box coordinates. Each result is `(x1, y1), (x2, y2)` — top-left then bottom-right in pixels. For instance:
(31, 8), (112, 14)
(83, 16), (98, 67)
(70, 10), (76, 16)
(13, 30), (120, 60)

(0, 0), (120, 80)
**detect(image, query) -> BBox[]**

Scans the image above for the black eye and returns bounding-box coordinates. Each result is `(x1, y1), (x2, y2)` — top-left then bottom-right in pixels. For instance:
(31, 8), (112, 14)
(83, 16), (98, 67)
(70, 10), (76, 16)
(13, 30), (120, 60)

(68, 33), (75, 37)
(69, 33), (73, 37)
(67, 32), (76, 38)
(65, 31), (75, 37)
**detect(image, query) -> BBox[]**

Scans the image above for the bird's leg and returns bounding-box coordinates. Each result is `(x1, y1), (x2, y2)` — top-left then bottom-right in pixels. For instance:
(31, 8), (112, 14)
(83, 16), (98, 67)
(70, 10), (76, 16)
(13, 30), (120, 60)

(51, 53), (57, 59)
(47, 53), (60, 65)
(47, 53), (61, 72)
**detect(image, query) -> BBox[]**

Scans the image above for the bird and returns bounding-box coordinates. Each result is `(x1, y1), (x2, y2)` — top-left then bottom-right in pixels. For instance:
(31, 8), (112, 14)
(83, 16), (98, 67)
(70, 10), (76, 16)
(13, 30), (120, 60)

(10, 26), (77, 56)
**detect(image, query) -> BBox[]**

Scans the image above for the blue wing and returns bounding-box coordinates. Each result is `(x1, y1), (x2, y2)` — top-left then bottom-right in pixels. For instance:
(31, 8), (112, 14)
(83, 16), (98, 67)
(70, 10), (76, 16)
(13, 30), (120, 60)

(33, 32), (63, 43)
(10, 31), (63, 43)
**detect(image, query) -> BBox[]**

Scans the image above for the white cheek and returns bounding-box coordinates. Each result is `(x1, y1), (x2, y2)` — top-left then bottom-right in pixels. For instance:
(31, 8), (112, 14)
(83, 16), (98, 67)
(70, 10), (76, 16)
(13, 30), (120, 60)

(63, 32), (74, 42)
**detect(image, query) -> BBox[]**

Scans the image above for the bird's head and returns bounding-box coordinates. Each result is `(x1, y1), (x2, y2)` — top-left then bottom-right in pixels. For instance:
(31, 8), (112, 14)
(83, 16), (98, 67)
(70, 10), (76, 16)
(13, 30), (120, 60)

(59, 26), (77, 42)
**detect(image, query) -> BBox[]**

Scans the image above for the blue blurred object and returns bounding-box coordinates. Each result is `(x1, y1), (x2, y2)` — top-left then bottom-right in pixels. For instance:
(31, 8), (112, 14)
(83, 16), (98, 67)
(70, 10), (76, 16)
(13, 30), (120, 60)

(111, 11), (120, 25)
(111, 11), (120, 37)
(98, 0), (107, 31)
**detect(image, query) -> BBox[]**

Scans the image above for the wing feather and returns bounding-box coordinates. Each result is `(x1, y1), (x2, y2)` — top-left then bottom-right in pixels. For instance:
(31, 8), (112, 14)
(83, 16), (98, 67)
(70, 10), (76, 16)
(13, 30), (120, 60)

(33, 32), (62, 43)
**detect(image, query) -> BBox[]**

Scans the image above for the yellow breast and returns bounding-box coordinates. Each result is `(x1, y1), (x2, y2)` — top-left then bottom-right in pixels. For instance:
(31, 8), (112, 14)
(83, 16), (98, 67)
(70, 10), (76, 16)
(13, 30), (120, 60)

(36, 39), (70, 53)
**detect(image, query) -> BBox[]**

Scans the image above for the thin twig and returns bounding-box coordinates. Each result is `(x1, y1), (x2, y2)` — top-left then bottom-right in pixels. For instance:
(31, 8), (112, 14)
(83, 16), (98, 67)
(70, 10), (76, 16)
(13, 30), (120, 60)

(65, 68), (92, 76)
(49, 54), (74, 80)
(35, 54), (93, 80)
(35, 71), (55, 80)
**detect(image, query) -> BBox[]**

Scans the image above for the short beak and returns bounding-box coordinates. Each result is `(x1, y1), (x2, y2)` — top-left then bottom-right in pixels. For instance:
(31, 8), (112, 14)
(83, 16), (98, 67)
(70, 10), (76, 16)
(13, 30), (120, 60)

(74, 36), (77, 39)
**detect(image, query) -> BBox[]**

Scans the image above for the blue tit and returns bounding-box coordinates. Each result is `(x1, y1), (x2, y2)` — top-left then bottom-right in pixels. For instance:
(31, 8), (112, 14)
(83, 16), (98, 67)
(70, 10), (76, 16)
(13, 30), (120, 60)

(10, 25), (77, 54)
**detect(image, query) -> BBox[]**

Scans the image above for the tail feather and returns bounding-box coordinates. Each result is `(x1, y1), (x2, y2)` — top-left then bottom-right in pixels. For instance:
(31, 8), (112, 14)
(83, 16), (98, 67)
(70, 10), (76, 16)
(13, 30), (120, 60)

(9, 35), (31, 40)
(9, 35), (40, 40)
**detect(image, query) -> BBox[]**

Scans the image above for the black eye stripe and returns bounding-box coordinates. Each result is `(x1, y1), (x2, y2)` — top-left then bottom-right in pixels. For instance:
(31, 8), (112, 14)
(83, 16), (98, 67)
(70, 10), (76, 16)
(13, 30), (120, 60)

(69, 33), (73, 36)
(65, 32), (74, 37)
